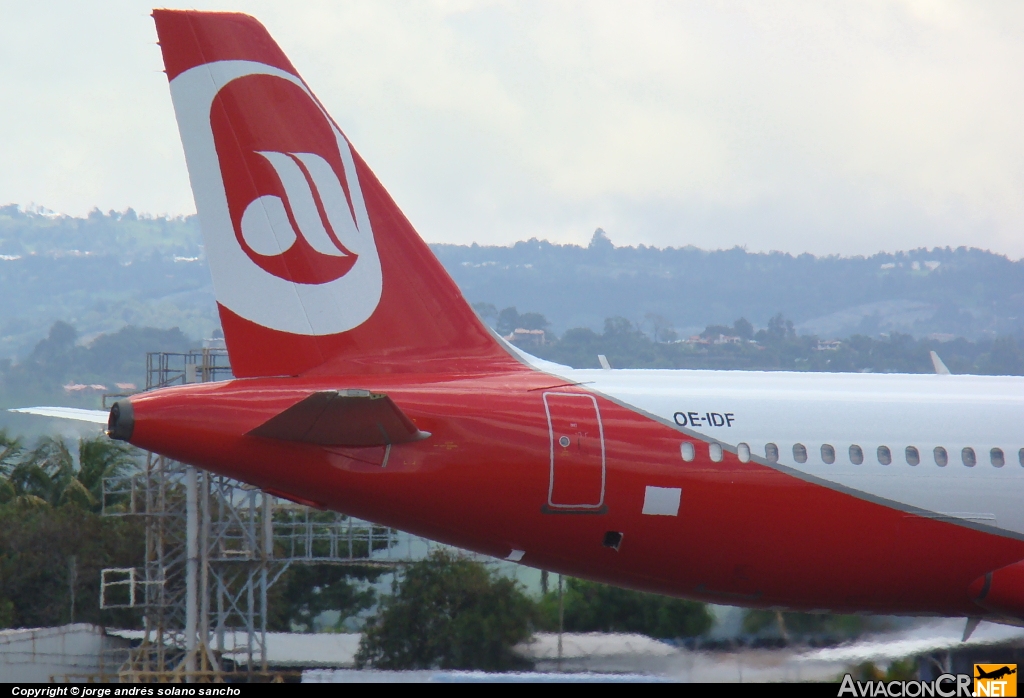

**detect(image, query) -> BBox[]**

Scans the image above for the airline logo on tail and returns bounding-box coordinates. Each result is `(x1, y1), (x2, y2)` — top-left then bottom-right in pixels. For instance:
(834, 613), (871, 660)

(168, 60), (382, 336)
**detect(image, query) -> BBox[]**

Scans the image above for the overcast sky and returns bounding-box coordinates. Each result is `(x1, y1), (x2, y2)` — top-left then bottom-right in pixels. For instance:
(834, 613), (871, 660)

(1, 1), (1023, 256)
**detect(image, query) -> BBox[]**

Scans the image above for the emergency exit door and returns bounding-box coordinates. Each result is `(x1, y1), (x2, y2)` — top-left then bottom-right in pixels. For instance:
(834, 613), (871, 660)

(543, 392), (606, 511)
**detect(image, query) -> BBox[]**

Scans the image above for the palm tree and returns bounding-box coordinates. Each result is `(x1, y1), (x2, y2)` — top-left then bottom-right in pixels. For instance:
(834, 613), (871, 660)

(0, 429), (22, 504)
(77, 436), (137, 507)
(0, 429), (21, 474)
(2, 435), (139, 511)
(11, 436), (80, 507)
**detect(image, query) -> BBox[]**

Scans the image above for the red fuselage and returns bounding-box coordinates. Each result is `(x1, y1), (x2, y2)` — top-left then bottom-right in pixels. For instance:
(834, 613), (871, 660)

(99, 9), (1024, 625)
(125, 367), (1024, 618)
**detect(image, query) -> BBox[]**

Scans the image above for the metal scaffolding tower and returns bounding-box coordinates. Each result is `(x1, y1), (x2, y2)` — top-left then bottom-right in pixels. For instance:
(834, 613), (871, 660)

(98, 348), (434, 681)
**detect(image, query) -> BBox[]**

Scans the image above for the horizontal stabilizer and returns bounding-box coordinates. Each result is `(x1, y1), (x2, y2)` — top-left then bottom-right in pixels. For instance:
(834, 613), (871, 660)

(248, 390), (430, 447)
(9, 407), (109, 425)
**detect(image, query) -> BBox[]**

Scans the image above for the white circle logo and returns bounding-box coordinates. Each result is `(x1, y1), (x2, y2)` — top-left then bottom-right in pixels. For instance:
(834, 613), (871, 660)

(169, 61), (382, 336)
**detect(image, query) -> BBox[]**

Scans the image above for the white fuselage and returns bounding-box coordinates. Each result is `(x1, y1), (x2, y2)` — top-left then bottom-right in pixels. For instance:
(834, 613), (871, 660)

(544, 366), (1024, 539)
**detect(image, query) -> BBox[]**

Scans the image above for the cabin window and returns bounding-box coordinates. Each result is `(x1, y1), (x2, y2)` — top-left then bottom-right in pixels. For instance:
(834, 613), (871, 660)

(849, 445), (864, 465)
(990, 448), (1005, 468)
(1019, 448), (1024, 467)
(709, 443), (723, 462)
(765, 443), (779, 463)
(877, 446), (892, 465)
(905, 446), (920, 466)
(680, 442), (695, 462)
(793, 443), (808, 464)
(934, 447), (948, 466)
(820, 444), (835, 464)
(737, 443), (751, 463)
(962, 447), (977, 467)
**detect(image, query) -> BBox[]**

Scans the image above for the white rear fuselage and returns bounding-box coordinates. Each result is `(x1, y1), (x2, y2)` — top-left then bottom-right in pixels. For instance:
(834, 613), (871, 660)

(555, 368), (1024, 539)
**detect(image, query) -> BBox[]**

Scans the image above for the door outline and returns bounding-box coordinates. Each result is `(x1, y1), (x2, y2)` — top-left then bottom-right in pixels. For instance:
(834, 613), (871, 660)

(543, 392), (606, 510)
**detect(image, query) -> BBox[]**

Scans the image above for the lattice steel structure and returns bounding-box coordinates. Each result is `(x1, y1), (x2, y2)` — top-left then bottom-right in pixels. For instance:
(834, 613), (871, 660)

(98, 349), (426, 681)
(146, 346), (234, 390)
(101, 457), (415, 680)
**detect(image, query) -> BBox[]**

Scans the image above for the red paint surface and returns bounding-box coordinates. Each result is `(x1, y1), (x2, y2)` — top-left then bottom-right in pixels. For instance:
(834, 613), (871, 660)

(125, 370), (1024, 618)
(970, 559), (1024, 618)
(155, 10), (513, 380)
(144, 9), (1024, 621)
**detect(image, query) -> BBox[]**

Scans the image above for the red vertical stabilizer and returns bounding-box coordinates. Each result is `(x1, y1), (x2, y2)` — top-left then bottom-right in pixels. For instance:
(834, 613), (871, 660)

(152, 10), (512, 377)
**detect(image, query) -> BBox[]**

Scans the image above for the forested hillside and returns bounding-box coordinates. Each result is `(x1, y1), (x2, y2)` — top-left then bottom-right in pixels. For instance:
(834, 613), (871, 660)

(2, 205), (1024, 366)
(1, 208), (1020, 648)
(0, 206), (212, 359)
(438, 229), (1024, 339)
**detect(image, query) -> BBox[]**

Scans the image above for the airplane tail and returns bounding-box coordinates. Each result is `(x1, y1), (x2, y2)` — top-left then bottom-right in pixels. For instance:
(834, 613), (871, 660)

(152, 11), (512, 378)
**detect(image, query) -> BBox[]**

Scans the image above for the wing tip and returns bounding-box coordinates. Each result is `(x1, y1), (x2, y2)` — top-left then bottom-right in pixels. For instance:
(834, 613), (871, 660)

(8, 406), (110, 425)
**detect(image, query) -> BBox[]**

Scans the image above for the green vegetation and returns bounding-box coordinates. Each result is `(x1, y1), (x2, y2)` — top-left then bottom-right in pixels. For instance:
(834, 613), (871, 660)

(536, 577), (713, 640)
(356, 550), (536, 671)
(0, 427), (876, 655)
(355, 552), (723, 671)
(0, 205), (201, 260)
(0, 429), (137, 511)
(498, 310), (1024, 375)
(0, 428), (383, 633)
(847, 658), (918, 682)
(742, 609), (874, 642)
(0, 321), (193, 408)
(0, 206), (214, 358)
(268, 564), (379, 633)
(4, 210), (1013, 656)
(441, 229), (1024, 341)
(0, 504), (144, 629)
(0, 429), (144, 628)
(267, 509), (393, 633)
(4, 207), (1024, 363)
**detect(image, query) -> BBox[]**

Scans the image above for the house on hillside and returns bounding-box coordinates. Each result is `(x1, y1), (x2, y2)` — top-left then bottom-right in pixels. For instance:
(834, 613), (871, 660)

(683, 334), (742, 346)
(814, 340), (842, 351)
(712, 334), (742, 345)
(505, 328), (546, 347)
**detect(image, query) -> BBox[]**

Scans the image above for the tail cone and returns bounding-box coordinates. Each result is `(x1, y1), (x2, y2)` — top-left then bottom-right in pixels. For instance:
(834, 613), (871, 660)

(107, 400), (135, 442)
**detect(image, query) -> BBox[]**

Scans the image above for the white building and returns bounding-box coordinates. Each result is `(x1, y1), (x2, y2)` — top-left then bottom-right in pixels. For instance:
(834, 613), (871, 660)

(0, 624), (130, 682)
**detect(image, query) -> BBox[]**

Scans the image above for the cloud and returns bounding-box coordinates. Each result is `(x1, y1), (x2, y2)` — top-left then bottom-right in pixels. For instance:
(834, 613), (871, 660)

(1, 0), (1022, 256)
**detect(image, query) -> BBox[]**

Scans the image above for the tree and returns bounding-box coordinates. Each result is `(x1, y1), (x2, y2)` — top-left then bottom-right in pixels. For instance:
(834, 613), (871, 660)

(603, 316), (637, 337)
(0, 430), (21, 477)
(537, 578), (712, 640)
(588, 228), (614, 252)
(733, 317), (754, 340)
(765, 313), (796, 342)
(471, 302), (498, 326)
(268, 564), (377, 632)
(6, 436), (139, 511)
(742, 609), (870, 641)
(983, 336), (1024, 375)
(9, 436), (78, 508)
(496, 307), (521, 336)
(0, 432), (144, 629)
(356, 550), (534, 671)
(0, 503), (143, 628)
(644, 313), (674, 343)
(30, 321), (78, 368)
(701, 324), (734, 339)
(77, 437), (138, 508)
(516, 312), (549, 331)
